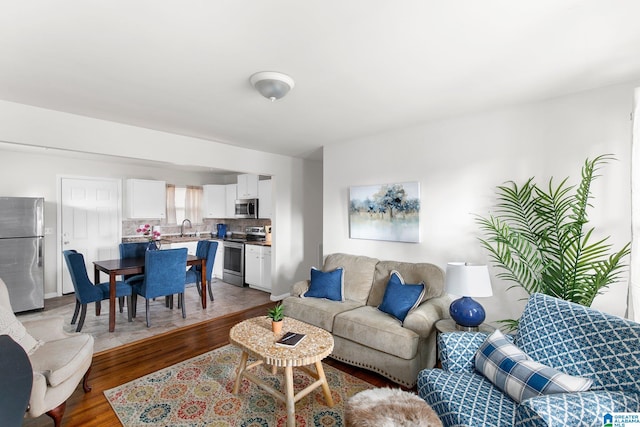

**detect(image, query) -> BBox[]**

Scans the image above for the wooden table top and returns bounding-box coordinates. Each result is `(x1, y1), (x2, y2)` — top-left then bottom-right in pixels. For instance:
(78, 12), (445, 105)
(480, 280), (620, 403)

(229, 317), (334, 368)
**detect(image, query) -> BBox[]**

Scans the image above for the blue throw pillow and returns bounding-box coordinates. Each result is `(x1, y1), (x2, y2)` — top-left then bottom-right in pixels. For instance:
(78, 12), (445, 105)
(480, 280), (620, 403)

(303, 267), (344, 301)
(476, 330), (593, 403)
(378, 270), (425, 323)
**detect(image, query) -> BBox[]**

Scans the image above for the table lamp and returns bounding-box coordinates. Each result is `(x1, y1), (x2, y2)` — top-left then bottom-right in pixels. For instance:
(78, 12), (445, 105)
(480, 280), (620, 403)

(445, 262), (493, 331)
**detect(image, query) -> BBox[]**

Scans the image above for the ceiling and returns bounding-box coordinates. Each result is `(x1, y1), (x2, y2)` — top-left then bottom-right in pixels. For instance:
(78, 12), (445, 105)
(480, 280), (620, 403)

(1, 1), (640, 161)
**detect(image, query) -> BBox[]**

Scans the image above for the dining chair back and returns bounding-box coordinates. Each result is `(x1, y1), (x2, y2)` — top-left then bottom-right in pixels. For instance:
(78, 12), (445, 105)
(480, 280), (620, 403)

(131, 248), (188, 327)
(63, 249), (132, 331)
(119, 242), (148, 279)
(119, 241), (148, 259)
(185, 240), (218, 301)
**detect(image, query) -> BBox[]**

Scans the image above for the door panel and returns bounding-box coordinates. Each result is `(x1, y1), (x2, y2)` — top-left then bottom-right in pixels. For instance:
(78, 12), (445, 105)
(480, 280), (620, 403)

(61, 178), (120, 294)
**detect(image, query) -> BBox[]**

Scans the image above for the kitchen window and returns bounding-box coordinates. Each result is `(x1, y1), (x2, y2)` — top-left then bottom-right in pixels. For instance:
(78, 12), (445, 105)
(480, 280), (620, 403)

(166, 184), (203, 224)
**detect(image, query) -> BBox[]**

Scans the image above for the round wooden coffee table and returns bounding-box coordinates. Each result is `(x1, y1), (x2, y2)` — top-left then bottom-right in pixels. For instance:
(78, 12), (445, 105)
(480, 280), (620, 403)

(230, 316), (335, 427)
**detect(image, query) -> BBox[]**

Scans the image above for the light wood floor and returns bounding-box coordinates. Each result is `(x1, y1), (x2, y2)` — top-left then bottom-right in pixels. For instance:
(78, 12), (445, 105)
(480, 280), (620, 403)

(23, 302), (400, 427)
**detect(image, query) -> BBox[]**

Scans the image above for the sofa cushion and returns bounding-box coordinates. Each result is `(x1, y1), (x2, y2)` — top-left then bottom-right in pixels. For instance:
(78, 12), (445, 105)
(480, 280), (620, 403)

(282, 295), (363, 332)
(0, 305), (41, 355)
(476, 330), (593, 403)
(333, 306), (419, 360)
(29, 334), (94, 387)
(377, 270), (424, 322)
(368, 261), (444, 307)
(303, 267), (344, 301)
(323, 253), (378, 304)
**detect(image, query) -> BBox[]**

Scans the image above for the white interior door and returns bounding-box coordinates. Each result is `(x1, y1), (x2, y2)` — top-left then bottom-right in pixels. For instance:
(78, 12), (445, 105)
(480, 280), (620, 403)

(61, 177), (121, 294)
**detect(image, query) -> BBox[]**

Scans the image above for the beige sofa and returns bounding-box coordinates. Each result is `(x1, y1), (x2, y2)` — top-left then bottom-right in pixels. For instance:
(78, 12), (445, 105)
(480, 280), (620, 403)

(282, 253), (449, 388)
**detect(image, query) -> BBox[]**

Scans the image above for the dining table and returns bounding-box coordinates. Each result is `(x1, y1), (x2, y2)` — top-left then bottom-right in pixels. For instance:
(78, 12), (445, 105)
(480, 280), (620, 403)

(93, 254), (207, 332)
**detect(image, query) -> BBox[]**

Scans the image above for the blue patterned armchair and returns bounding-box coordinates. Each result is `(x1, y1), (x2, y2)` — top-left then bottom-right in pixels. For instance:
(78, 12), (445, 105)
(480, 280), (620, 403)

(417, 293), (640, 426)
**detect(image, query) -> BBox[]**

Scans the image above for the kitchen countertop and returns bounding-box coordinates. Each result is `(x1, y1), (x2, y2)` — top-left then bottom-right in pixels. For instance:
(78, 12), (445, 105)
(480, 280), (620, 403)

(244, 241), (271, 247)
(122, 235), (270, 246)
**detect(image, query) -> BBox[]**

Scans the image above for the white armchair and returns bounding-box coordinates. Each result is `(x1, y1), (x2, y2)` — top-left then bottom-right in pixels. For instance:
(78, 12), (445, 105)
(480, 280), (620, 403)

(0, 278), (94, 426)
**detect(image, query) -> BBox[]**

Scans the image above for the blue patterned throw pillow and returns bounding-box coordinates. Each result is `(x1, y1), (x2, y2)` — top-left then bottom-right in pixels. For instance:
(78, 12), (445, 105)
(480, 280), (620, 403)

(378, 270), (425, 323)
(303, 267), (344, 301)
(476, 330), (593, 403)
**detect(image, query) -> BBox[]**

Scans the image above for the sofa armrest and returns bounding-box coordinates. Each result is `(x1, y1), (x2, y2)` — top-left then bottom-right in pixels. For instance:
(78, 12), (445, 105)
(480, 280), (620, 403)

(23, 316), (72, 342)
(291, 280), (310, 297)
(515, 390), (640, 427)
(439, 331), (491, 373)
(402, 295), (450, 337)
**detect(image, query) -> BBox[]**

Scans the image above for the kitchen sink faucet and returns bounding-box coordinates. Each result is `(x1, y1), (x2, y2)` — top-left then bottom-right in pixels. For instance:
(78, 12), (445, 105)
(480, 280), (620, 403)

(180, 219), (192, 237)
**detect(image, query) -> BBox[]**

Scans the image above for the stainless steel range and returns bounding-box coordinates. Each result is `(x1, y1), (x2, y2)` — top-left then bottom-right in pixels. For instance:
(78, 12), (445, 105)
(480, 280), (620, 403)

(223, 239), (245, 286)
(222, 226), (266, 287)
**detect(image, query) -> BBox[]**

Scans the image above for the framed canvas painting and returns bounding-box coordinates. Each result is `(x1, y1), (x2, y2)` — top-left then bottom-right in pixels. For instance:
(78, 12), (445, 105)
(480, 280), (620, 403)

(349, 182), (420, 242)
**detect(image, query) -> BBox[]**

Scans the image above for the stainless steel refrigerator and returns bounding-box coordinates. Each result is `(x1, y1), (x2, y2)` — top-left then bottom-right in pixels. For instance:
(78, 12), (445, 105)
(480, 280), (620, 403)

(0, 197), (44, 312)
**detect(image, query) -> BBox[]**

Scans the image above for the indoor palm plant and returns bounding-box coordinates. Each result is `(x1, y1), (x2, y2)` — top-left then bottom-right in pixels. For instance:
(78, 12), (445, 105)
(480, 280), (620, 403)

(476, 154), (630, 330)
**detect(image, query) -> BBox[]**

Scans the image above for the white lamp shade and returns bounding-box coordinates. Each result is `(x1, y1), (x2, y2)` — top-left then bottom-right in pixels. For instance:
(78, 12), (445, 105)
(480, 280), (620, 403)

(445, 262), (493, 297)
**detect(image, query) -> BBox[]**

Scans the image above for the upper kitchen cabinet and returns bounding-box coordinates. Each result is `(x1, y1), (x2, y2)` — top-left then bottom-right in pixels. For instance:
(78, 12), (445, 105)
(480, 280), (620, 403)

(258, 179), (272, 219)
(126, 179), (166, 219)
(225, 184), (237, 218)
(237, 174), (258, 199)
(202, 185), (226, 218)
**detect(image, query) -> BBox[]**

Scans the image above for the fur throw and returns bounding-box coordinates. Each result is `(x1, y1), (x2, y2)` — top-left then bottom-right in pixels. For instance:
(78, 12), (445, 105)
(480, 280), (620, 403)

(345, 387), (442, 427)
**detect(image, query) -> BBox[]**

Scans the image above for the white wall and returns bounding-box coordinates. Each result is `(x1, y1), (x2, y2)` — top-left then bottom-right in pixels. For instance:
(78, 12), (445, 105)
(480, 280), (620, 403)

(0, 100), (323, 299)
(323, 81), (638, 324)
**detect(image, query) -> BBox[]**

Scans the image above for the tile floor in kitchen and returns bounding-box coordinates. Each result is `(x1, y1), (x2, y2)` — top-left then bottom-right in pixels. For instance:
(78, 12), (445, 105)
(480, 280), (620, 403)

(17, 280), (273, 353)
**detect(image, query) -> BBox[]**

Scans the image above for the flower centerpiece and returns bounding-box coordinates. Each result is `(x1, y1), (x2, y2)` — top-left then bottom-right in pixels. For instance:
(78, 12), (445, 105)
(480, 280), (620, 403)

(136, 224), (161, 250)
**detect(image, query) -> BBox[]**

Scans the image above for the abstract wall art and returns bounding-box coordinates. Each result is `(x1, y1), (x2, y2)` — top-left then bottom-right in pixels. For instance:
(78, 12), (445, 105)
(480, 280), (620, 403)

(349, 181), (420, 242)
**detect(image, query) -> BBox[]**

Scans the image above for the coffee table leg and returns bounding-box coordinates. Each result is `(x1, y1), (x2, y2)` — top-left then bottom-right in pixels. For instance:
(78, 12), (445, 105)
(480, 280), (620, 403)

(284, 365), (295, 427)
(315, 361), (334, 407)
(232, 351), (249, 394)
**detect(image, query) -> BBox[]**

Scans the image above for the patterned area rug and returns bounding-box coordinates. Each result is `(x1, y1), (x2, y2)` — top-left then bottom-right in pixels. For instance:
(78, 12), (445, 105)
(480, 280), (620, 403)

(104, 344), (373, 426)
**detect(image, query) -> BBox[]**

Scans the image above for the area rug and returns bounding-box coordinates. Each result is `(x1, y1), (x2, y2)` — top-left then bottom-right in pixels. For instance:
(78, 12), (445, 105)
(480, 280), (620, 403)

(104, 344), (373, 426)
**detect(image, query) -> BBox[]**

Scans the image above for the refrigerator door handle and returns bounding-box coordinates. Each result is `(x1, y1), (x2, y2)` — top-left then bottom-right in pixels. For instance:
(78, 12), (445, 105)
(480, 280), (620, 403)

(37, 237), (43, 267)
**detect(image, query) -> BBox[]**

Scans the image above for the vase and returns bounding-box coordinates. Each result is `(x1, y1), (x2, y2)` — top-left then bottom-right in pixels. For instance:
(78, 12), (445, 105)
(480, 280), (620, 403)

(146, 241), (158, 251)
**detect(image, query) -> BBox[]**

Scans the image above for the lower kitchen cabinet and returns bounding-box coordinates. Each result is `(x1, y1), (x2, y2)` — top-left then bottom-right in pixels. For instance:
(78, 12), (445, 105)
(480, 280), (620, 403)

(213, 240), (224, 279)
(245, 244), (271, 291)
(163, 241), (199, 255)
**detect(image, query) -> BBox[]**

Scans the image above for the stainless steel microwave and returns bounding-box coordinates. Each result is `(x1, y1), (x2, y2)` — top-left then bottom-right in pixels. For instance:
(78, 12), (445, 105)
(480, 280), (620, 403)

(235, 198), (258, 218)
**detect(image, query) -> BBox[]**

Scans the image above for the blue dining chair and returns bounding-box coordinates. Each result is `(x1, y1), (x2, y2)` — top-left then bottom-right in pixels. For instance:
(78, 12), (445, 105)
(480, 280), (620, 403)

(119, 241), (148, 262)
(119, 242), (148, 282)
(130, 248), (188, 327)
(118, 241), (149, 310)
(185, 240), (218, 302)
(63, 250), (133, 332)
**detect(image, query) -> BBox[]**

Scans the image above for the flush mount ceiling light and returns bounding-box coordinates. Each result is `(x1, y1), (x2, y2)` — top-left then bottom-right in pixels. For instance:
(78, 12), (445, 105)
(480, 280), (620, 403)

(250, 71), (295, 101)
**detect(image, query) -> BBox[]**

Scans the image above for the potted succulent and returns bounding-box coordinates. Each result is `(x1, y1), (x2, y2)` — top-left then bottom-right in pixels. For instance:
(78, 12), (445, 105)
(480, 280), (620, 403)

(267, 303), (284, 334)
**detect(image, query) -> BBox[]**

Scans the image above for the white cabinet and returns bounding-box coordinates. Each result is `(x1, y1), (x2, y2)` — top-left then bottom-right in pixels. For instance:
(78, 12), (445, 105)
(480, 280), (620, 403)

(237, 174), (259, 199)
(202, 185), (226, 218)
(262, 246), (271, 290)
(225, 184), (237, 218)
(258, 179), (272, 219)
(212, 240), (224, 279)
(245, 245), (261, 287)
(245, 244), (271, 291)
(165, 241), (199, 255)
(126, 179), (166, 219)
